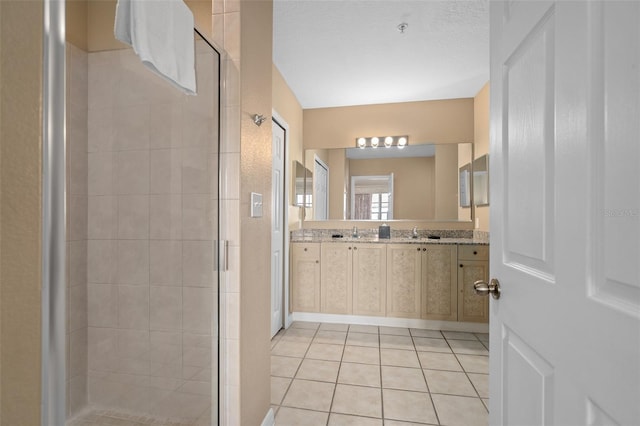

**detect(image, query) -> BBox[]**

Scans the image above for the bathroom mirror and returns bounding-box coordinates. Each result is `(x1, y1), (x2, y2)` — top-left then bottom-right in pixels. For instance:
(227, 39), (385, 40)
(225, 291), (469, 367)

(473, 154), (489, 206)
(293, 160), (313, 207)
(304, 142), (473, 221)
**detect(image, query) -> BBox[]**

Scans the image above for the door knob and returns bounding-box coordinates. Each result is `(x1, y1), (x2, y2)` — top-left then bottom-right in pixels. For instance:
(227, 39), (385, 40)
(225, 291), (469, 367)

(474, 278), (501, 300)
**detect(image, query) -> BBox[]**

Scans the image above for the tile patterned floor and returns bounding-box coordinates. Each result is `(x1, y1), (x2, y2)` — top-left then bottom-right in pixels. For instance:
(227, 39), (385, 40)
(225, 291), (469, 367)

(271, 322), (489, 426)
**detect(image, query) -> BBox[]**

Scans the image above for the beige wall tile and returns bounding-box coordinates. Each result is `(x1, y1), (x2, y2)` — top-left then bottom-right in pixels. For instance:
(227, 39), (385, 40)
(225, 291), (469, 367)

(69, 195), (88, 240)
(183, 287), (213, 334)
(182, 148), (210, 194)
(182, 241), (213, 286)
(88, 151), (116, 195)
(117, 285), (150, 329)
(88, 284), (118, 327)
(149, 194), (183, 240)
(88, 327), (119, 372)
(149, 103), (183, 149)
(150, 286), (183, 331)
(114, 105), (150, 151)
(223, 12), (240, 62)
(69, 284), (88, 333)
(117, 150), (150, 195)
(69, 240), (88, 287)
(117, 240), (149, 285)
(88, 195), (117, 239)
(183, 109), (215, 149)
(183, 194), (213, 240)
(88, 239), (117, 283)
(220, 152), (240, 200)
(68, 375), (88, 417)
(69, 328), (88, 379)
(150, 240), (183, 285)
(88, 107), (115, 152)
(150, 149), (182, 194)
(117, 195), (150, 239)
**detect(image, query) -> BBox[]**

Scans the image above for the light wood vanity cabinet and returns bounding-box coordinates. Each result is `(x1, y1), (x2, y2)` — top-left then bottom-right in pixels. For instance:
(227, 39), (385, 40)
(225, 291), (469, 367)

(319, 243), (387, 316)
(290, 243), (321, 312)
(353, 244), (387, 316)
(457, 246), (490, 323)
(421, 245), (458, 321)
(320, 243), (353, 314)
(290, 241), (489, 324)
(386, 245), (422, 318)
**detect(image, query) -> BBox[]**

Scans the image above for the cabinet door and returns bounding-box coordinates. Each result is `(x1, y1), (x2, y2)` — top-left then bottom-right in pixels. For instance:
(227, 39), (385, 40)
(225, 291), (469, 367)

(386, 244), (422, 318)
(320, 243), (352, 314)
(421, 245), (457, 321)
(353, 244), (387, 316)
(290, 243), (321, 312)
(457, 260), (489, 323)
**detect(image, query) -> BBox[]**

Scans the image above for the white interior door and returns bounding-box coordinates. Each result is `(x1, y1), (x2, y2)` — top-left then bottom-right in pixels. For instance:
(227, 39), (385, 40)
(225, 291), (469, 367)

(489, 1), (639, 425)
(314, 157), (329, 220)
(271, 120), (286, 337)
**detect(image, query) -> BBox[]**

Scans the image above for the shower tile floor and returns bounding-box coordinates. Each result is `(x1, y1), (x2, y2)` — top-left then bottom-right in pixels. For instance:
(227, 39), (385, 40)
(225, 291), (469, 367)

(271, 321), (489, 426)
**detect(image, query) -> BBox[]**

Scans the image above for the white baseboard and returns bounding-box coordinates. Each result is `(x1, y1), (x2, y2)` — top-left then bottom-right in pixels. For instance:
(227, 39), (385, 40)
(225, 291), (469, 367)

(261, 408), (275, 426)
(291, 312), (489, 334)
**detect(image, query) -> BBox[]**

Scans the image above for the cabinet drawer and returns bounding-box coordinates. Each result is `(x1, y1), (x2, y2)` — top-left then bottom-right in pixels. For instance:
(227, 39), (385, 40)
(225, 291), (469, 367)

(458, 245), (489, 261)
(293, 243), (320, 258)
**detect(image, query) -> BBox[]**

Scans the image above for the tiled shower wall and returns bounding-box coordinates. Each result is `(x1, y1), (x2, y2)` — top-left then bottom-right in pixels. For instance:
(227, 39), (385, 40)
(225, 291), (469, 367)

(65, 40), (219, 424)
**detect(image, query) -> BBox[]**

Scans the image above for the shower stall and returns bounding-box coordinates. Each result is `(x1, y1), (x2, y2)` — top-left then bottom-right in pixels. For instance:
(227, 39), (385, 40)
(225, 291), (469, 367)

(45, 4), (223, 425)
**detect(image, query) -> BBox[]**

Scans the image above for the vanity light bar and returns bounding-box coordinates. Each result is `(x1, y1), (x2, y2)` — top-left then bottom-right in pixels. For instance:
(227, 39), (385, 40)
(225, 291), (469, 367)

(356, 135), (409, 149)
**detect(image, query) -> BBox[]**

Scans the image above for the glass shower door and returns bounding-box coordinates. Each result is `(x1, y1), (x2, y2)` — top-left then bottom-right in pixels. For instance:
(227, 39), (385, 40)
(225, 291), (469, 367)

(64, 30), (220, 425)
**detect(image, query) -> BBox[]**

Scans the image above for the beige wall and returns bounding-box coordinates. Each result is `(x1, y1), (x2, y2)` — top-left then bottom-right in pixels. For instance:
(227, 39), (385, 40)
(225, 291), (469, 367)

(239, 0), (273, 424)
(272, 64), (305, 229)
(0, 1), (43, 424)
(348, 157), (435, 220)
(67, 0), (88, 50)
(474, 83), (490, 231)
(303, 98), (474, 150)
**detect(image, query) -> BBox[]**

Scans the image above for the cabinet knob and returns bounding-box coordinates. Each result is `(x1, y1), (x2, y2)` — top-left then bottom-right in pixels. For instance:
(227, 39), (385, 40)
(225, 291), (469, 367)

(473, 251), (478, 255)
(348, 247), (352, 250)
(460, 264), (464, 268)
(315, 260), (319, 263)
(304, 248), (307, 252)
(423, 248), (427, 251)
(354, 247), (358, 250)
(417, 248), (421, 251)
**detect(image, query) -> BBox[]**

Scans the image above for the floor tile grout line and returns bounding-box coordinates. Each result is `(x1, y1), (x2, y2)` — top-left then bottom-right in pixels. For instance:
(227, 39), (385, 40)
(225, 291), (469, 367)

(449, 346), (489, 412)
(444, 335), (490, 414)
(325, 323), (348, 425)
(414, 329), (442, 426)
(377, 327), (385, 423)
(276, 323), (321, 411)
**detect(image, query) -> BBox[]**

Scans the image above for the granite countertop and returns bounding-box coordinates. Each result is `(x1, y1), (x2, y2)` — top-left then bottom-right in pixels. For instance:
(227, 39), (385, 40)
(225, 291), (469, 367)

(291, 230), (489, 245)
(291, 236), (489, 245)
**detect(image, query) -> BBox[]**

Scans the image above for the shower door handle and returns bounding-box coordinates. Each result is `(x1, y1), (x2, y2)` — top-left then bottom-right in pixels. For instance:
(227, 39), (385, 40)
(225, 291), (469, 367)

(215, 240), (229, 271)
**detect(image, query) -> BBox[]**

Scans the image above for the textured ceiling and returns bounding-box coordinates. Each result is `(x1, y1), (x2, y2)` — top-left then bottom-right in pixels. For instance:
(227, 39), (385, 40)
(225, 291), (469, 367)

(273, 0), (489, 109)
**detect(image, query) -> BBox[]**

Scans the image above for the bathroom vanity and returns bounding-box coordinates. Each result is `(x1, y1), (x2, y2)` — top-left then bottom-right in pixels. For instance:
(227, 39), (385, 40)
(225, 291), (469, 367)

(290, 231), (489, 328)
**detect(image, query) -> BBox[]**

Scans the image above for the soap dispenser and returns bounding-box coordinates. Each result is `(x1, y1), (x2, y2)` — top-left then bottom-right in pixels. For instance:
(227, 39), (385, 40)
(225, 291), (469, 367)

(379, 223), (391, 239)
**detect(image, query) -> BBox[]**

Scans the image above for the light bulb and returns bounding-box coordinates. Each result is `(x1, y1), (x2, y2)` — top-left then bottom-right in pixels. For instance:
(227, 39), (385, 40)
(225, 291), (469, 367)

(384, 137), (393, 148)
(357, 137), (366, 148)
(371, 137), (379, 148)
(398, 137), (407, 146)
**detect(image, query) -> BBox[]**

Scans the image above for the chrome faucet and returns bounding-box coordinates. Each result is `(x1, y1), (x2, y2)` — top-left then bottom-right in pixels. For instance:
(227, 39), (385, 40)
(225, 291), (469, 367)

(412, 226), (419, 239)
(352, 226), (358, 238)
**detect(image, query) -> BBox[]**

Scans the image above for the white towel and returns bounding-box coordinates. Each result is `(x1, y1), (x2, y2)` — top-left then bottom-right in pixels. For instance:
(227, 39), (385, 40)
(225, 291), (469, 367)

(115, 0), (197, 95)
